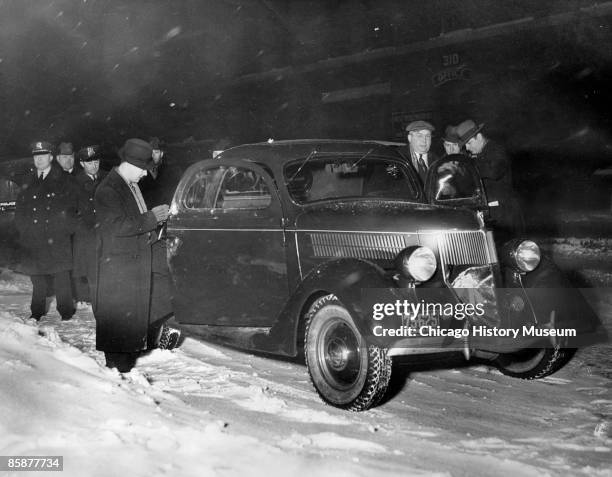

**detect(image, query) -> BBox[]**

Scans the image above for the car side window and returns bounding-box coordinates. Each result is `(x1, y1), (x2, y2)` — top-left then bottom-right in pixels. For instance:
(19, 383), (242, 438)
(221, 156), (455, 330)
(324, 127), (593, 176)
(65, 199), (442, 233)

(215, 166), (271, 210)
(182, 168), (224, 209)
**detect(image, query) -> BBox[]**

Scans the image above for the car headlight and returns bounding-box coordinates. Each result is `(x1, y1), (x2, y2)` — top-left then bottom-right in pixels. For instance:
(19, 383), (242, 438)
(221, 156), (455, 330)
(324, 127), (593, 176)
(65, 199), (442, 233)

(395, 246), (437, 283)
(503, 239), (541, 272)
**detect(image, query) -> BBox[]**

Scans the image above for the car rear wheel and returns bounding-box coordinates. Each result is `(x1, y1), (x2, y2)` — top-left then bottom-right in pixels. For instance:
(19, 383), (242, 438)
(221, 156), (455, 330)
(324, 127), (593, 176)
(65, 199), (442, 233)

(495, 345), (576, 379)
(304, 294), (391, 411)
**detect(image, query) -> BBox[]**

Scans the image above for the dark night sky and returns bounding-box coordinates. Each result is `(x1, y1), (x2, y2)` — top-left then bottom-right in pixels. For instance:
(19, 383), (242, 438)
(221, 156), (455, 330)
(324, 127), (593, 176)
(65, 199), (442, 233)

(0, 0), (610, 158)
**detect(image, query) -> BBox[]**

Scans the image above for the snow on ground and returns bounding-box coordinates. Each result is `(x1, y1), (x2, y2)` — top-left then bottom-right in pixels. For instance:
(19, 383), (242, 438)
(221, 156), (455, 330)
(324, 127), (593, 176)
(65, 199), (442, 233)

(0, 249), (611, 477)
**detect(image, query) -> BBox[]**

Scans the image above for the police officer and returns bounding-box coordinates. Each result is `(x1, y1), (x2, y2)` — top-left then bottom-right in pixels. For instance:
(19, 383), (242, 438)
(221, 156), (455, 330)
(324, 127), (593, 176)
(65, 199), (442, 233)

(73, 145), (107, 308)
(15, 141), (77, 321)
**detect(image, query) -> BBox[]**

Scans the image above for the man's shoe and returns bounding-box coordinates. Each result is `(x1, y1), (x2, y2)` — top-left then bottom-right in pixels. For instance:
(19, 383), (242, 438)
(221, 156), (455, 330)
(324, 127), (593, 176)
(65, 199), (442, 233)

(158, 324), (181, 350)
(61, 314), (73, 321)
(28, 315), (42, 322)
(105, 352), (138, 373)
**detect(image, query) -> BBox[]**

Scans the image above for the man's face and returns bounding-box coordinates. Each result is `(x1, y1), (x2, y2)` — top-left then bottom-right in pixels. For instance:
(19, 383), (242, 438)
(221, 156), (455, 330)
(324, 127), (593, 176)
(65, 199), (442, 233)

(408, 129), (432, 154)
(123, 162), (148, 182)
(33, 153), (52, 171)
(465, 133), (485, 155)
(443, 141), (460, 155)
(152, 149), (164, 164)
(81, 160), (100, 176)
(57, 154), (75, 171)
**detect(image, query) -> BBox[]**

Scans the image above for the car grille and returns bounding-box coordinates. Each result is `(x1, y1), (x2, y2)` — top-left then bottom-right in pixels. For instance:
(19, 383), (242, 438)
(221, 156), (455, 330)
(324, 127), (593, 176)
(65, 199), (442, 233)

(307, 230), (497, 265)
(436, 230), (497, 266)
(309, 232), (412, 260)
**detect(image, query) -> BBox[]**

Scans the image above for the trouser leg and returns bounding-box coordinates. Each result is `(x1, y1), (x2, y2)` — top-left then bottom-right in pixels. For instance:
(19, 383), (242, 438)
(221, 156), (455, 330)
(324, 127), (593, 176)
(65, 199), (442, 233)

(53, 270), (74, 319)
(75, 276), (90, 302)
(30, 274), (48, 318)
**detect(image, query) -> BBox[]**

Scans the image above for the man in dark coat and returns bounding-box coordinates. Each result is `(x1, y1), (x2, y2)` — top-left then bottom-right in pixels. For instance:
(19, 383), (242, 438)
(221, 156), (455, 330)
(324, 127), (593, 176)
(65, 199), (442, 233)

(15, 141), (77, 321)
(93, 138), (176, 372)
(457, 119), (524, 237)
(398, 120), (439, 183)
(140, 137), (184, 208)
(73, 145), (107, 306)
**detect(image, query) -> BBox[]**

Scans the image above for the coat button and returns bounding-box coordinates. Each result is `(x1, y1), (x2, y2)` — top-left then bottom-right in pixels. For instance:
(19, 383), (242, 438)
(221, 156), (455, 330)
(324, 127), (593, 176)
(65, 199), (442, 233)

(33, 207), (36, 211)
(46, 206), (50, 210)
(33, 219), (37, 223)
(32, 195), (37, 199)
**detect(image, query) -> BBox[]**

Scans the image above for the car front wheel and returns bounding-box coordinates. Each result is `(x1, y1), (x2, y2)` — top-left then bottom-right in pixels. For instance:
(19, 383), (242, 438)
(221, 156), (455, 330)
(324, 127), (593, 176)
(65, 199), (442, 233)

(304, 294), (391, 411)
(495, 345), (576, 379)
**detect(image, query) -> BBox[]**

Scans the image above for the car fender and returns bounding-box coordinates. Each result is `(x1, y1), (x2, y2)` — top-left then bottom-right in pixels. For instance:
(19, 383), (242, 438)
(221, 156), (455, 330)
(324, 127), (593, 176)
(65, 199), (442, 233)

(519, 256), (606, 346)
(252, 258), (406, 356)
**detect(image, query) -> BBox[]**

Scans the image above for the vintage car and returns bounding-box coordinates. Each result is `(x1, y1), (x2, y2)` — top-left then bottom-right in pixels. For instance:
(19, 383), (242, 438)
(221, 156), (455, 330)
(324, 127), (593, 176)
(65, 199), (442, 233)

(166, 140), (603, 411)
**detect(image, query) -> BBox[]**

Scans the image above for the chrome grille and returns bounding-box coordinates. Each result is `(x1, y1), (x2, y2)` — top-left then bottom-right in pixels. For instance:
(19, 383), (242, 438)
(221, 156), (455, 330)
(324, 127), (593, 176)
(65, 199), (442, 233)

(309, 232), (414, 260)
(436, 230), (496, 266)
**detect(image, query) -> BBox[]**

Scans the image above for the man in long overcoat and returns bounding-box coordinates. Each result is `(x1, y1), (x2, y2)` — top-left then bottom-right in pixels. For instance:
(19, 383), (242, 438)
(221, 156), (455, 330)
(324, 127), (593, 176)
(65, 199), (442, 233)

(73, 145), (107, 305)
(457, 119), (524, 238)
(93, 138), (173, 372)
(15, 141), (77, 320)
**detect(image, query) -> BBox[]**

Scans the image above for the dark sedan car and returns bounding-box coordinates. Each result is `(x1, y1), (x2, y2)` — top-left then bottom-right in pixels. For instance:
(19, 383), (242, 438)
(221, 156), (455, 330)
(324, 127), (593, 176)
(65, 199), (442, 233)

(166, 140), (603, 411)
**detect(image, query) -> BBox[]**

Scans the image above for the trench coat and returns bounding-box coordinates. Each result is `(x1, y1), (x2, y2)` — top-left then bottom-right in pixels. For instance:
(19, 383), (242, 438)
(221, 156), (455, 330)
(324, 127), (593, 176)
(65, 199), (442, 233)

(93, 168), (159, 352)
(73, 169), (107, 278)
(14, 164), (77, 275)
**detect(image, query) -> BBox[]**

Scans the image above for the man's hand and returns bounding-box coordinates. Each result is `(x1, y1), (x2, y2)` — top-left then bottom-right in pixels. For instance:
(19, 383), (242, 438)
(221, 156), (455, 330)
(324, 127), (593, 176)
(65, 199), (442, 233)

(151, 204), (170, 223)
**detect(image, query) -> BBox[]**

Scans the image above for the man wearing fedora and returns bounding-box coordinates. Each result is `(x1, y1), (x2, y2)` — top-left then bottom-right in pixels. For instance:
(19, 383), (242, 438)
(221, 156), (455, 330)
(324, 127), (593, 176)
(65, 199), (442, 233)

(442, 125), (462, 156)
(15, 141), (77, 321)
(73, 145), (107, 308)
(56, 142), (78, 175)
(457, 119), (523, 236)
(93, 138), (179, 372)
(402, 120), (439, 182)
(140, 136), (183, 208)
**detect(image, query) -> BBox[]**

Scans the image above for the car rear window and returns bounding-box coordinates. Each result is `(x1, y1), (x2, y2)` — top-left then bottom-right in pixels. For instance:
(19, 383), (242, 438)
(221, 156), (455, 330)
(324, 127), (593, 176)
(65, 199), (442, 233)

(284, 155), (420, 204)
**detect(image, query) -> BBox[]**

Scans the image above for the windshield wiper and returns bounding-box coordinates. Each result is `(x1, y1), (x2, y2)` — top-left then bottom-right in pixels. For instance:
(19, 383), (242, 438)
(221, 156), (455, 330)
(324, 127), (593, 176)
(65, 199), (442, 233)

(286, 148), (317, 184)
(351, 148), (374, 168)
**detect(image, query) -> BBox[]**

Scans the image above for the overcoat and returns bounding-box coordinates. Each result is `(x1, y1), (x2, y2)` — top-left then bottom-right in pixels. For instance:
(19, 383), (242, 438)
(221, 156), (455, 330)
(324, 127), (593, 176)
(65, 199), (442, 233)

(73, 169), (107, 277)
(472, 140), (524, 235)
(93, 168), (159, 352)
(14, 164), (77, 275)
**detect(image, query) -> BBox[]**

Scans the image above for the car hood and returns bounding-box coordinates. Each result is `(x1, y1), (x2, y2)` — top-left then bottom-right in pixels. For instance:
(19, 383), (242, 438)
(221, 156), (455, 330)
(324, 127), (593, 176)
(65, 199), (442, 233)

(294, 199), (481, 232)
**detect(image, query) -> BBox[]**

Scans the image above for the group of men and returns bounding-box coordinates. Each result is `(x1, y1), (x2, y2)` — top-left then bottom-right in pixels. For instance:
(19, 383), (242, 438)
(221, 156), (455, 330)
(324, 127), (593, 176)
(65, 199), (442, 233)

(15, 137), (179, 372)
(403, 118), (523, 236)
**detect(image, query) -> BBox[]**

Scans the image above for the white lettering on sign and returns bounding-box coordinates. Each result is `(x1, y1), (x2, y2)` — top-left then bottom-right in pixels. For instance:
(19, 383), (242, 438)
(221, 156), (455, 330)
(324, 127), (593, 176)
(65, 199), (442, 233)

(432, 64), (471, 87)
(442, 53), (460, 66)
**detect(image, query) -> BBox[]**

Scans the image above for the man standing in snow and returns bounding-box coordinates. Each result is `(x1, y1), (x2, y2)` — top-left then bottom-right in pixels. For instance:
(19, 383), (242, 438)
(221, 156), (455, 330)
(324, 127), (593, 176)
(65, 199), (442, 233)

(15, 141), (77, 321)
(72, 145), (107, 308)
(93, 138), (179, 373)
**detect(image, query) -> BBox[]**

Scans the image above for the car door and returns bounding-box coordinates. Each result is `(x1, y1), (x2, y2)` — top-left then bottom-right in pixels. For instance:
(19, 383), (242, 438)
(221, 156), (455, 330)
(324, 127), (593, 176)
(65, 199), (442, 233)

(424, 154), (488, 210)
(167, 159), (288, 327)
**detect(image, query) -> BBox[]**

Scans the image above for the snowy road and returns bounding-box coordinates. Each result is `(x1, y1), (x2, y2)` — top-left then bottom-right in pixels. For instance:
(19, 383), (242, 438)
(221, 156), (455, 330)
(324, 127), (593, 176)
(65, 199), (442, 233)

(0, 265), (610, 477)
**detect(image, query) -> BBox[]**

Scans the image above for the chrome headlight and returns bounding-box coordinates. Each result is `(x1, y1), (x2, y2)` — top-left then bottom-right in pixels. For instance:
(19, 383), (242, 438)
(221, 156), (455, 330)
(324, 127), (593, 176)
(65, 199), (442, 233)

(395, 246), (437, 283)
(503, 239), (541, 272)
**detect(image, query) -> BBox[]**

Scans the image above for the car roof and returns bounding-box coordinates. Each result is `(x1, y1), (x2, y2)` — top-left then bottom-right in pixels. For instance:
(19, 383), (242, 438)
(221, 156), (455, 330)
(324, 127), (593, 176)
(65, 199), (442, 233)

(218, 139), (408, 166)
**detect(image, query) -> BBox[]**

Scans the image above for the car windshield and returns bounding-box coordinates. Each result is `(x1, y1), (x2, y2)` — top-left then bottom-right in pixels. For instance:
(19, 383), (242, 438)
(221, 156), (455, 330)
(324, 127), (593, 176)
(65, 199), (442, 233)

(284, 156), (420, 204)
